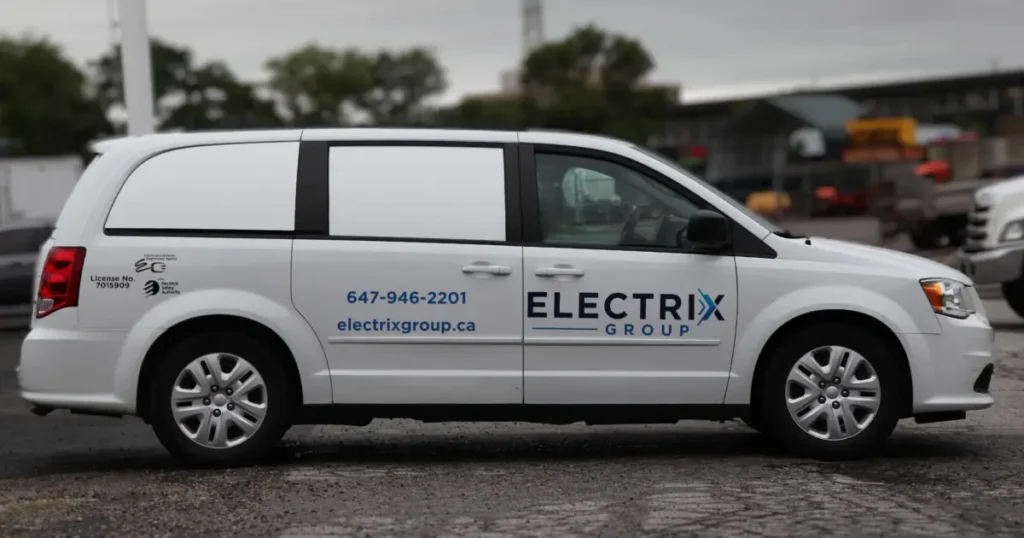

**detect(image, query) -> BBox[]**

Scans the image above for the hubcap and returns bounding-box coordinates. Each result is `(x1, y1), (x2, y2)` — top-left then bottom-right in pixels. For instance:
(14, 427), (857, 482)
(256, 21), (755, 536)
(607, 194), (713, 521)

(785, 345), (881, 441)
(170, 353), (268, 449)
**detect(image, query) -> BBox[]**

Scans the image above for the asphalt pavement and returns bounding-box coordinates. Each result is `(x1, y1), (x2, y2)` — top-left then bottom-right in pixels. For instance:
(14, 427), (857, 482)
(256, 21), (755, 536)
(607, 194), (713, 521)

(2, 219), (1023, 537)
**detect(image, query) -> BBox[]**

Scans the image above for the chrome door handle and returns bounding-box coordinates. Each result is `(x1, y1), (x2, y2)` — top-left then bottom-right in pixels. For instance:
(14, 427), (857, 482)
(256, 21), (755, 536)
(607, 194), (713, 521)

(462, 264), (512, 276)
(535, 267), (584, 277)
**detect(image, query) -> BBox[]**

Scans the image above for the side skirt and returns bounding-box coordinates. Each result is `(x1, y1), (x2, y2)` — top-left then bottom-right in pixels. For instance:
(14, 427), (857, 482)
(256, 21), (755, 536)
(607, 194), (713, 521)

(294, 404), (749, 426)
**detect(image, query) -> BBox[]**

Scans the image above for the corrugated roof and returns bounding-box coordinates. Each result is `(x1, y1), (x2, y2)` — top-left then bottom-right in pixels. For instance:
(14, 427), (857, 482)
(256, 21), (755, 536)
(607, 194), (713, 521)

(767, 94), (864, 139)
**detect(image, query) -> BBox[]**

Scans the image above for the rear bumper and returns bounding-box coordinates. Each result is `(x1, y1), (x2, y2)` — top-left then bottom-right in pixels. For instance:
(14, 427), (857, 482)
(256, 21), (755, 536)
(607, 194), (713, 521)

(903, 312), (996, 414)
(18, 326), (132, 415)
(956, 246), (1024, 285)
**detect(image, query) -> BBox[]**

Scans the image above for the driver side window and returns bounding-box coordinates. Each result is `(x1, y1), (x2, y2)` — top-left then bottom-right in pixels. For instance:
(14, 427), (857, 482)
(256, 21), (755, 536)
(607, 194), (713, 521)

(535, 152), (701, 249)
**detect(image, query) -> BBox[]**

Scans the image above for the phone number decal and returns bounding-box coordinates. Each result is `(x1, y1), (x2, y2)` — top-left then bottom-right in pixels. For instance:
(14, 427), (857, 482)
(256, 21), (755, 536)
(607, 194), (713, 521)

(346, 291), (468, 305)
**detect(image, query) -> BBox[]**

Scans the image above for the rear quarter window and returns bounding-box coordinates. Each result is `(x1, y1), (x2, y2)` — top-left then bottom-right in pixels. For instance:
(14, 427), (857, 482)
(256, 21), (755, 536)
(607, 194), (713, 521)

(104, 142), (299, 231)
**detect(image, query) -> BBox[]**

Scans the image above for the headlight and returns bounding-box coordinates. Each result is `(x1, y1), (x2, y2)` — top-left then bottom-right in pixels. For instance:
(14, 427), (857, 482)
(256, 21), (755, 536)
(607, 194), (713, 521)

(920, 278), (974, 319)
(1001, 220), (1024, 242)
(976, 190), (995, 208)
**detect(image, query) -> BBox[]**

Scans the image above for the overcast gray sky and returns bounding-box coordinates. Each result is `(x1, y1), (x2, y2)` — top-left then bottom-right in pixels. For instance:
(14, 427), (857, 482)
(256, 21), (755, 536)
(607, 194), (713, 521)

(2, 0), (1023, 103)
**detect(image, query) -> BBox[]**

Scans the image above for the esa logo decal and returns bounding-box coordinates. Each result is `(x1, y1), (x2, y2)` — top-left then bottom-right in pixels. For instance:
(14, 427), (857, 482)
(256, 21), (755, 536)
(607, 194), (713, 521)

(527, 289), (726, 337)
(143, 278), (180, 297)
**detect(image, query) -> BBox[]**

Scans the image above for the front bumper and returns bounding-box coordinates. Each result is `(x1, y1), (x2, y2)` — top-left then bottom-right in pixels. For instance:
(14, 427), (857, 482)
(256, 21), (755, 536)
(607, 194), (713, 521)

(903, 311), (995, 414)
(956, 246), (1024, 285)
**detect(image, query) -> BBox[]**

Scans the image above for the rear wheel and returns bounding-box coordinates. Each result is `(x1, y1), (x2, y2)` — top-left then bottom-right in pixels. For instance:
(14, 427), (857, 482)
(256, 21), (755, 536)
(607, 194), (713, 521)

(1002, 277), (1024, 319)
(148, 332), (292, 466)
(759, 324), (901, 460)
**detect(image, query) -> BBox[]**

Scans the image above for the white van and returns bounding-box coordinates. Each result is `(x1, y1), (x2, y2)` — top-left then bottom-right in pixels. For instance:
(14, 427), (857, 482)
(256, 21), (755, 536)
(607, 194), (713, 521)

(17, 129), (994, 465)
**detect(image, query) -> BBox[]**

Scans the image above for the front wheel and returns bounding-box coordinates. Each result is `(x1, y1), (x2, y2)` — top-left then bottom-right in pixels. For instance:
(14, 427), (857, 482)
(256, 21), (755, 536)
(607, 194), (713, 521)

(759, 324), (901, 460)
(148, 332), (292, 466)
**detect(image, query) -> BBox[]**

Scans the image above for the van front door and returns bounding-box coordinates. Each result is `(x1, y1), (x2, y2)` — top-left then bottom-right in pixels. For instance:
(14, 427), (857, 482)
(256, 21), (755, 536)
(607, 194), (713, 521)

(521, 147), (738, 405)
(291, 140), (525, 404)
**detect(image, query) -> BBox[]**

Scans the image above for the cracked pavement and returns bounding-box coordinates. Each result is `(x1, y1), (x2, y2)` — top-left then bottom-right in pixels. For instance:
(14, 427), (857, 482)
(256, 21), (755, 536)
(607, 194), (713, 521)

(0, 299), (1022, 537)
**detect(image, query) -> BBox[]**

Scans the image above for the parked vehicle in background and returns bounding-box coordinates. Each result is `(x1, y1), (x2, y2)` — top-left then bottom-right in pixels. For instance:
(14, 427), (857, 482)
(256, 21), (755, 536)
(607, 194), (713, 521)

(745, 190), (791, 217)
(0, 155), (82, 228)
(957, 174), (1024, 318)
(0, 219), (54, 326)
(0, 155), (82, 327)
(876, 157), (1024, 250)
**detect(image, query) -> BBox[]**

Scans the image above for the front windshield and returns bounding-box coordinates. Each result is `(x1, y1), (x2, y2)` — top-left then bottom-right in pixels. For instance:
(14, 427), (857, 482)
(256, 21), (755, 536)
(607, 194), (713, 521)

(632, 145), (785, 234)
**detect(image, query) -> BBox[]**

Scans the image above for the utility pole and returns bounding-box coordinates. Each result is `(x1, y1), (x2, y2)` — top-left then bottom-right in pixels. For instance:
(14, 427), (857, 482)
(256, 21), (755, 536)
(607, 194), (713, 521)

(522, 0), (544, 58)
(116, 0), (156, 135)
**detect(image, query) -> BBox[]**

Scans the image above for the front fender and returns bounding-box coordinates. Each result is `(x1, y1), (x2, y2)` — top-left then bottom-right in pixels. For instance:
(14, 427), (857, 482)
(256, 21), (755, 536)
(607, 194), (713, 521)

(724, 284), (932, 405)
(111, 288), (332, 412)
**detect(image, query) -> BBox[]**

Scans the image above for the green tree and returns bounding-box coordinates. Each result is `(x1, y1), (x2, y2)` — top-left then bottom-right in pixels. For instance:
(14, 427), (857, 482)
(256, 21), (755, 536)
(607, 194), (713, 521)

(356, 49), (447, 125)
(436, 96), (530, 129)
(265, 44), (447, 126)
(91, 37), (282, 131)
(0, 36), (111, 156)
(519, 24), (676, 143)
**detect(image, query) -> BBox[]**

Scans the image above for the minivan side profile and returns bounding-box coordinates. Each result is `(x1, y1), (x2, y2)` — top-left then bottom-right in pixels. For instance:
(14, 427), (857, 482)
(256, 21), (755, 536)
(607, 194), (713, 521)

(18, 128), (994, 465)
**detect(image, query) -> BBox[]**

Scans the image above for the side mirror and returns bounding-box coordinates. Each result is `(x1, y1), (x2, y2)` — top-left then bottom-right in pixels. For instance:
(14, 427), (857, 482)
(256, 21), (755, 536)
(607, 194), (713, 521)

(683, 210), (731, 251)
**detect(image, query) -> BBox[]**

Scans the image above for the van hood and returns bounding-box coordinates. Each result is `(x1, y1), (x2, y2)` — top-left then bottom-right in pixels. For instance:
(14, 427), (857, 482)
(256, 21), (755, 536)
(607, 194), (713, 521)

(792, 237), (972, 285)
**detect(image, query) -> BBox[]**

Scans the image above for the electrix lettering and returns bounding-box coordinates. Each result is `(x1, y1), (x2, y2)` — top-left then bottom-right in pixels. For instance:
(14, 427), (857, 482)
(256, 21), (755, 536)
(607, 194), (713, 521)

(527, 291), (726, 322)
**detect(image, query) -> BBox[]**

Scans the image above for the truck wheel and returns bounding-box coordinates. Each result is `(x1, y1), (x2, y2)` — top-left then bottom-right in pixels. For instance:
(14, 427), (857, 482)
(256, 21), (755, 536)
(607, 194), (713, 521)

(148, 332), (292, 467)
(944, 216), (967, 247)
(759, 324), (900, 460)
(909, 226), (940, 250)
(947, 229), (967, 247)
(1001, 278), (1024, 319)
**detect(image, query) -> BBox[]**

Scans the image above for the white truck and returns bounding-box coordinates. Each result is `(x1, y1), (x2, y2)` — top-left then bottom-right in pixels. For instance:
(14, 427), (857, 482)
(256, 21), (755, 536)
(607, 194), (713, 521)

(956, 175), (1024, 317)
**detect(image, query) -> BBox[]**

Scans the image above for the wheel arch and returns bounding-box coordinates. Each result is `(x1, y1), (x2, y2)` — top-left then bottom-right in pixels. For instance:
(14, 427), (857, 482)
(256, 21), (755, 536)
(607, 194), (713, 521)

(748, 309), (914, 420)
(135, 314), (303, 422)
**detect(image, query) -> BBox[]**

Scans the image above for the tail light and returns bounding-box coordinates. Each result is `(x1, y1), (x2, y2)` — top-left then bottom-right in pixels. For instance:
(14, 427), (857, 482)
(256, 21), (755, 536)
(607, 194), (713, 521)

(36, 247), (86, 318)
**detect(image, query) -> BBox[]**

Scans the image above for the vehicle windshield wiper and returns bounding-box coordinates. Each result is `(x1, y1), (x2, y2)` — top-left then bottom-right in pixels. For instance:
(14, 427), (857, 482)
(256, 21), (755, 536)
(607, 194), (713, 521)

(774, 229), (805, 238)
(774, 229), (812, 244)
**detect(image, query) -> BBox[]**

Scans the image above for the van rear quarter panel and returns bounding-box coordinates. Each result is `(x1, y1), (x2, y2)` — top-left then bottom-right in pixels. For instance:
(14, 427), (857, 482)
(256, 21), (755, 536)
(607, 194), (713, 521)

(75, 235), (332, 410)
(48, 133), (332, 411)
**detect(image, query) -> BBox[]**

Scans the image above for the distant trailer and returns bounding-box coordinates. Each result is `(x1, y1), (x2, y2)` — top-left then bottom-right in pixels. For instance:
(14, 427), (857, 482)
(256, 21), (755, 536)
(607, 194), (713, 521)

(0, 155), (84, 229)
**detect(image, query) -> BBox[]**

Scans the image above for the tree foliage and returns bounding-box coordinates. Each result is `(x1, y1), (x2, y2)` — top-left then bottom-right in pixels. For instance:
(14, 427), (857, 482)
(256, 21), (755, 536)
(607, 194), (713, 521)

(519, 24), (675, 143)
(0, 36), (111, 156)
(92, 37), (283, 131)
(0, 23), (672, 156)
(265, 44), (447, 126)
(439, 25), (675, 143)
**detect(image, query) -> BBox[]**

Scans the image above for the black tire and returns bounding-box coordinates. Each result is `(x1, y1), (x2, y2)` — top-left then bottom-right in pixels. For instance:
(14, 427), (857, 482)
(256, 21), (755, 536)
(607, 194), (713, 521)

(148, 332), (292, 467)
(909, 226), (940, 250)
(739, 414), (767, 435)
(946, 225), (967, 247)
(759, 324), (901, 460)
(1002, 277), (1024, 319)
